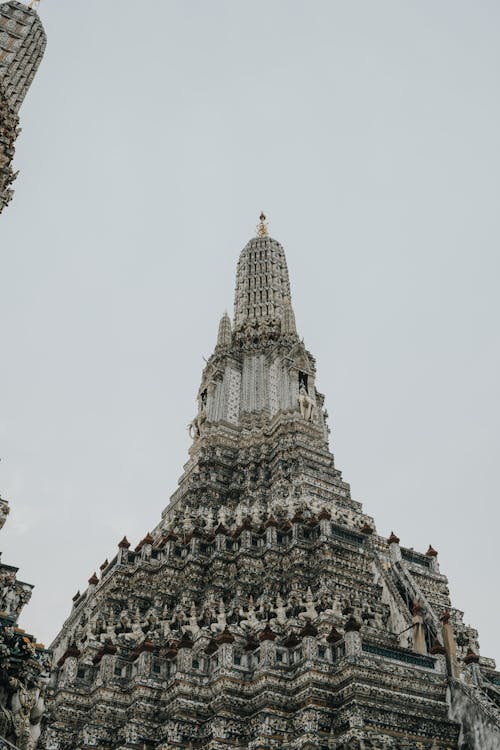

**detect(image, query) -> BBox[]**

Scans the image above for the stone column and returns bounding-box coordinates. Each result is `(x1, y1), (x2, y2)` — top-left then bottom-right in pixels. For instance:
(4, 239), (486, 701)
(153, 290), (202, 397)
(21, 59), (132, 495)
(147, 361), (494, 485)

(163, 531), (179, 561)
(291, 510), (303, 541)
(411, 602), (427, 655)
(177, 632), (194, 672)
(425, 545), (440, 573)
(318, 508), (331, 538)
(87, 572), (98, 595)
(98, 653), (116, 685)
(258, 625), (277, 667)
(214, 524), (228, 552)
(434, 653), (447, 675)
(241, 528), (252, 549)
(441, 611), (459, 678)
(137, 651), (153, 677)
(430, 638), (447, 674)
(344, 615), (362, 657)
(464, 648), (481, 685)
(218, 642), (234, 671)
(388, 531), (402, 563)
(265, 516), (277, 546)
(301, 635), (317, 661)
(58, 655), (79, 687)
(299, 621), (318, 660)
(117, 536), (131, 564)
(188, 527), (203, 556)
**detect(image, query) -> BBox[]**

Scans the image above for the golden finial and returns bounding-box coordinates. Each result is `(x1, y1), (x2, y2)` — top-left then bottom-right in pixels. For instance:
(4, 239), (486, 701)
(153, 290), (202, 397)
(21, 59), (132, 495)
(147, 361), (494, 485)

(257, 212), (268, 237)
(28, 0), (40, 9)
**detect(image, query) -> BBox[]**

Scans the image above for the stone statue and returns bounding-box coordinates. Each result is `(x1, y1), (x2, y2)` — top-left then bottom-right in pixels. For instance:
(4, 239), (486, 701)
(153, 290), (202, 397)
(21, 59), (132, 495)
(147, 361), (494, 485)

(144, 608), (158, 634)
(105, 619), (116, 643)
(302, 587), (318, 620)
(0, 497), (10, 531)
(162, 619), (172, 640)
(240, 598), (258, 629)
(186, 602), (200, 636)
(188, 401), (207, 439)
(411, 601), (427, 655)
(130, 607), (144, 641)
(92, 613), (105, 637)
(298, 385), (315, 422)
(212, 600), (227, 633)
(11, 680), (43, 750)
(217, 507), (228, 526)
(273, 593), (287, 625)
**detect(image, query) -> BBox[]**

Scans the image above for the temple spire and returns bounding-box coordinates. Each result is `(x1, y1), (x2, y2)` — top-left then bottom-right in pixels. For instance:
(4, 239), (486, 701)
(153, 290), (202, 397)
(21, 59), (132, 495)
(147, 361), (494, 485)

(216, 311), (232, 347)
(0, 0), (46, 213)
(233, 228), (292, 330)
(256, 212), (268, 237)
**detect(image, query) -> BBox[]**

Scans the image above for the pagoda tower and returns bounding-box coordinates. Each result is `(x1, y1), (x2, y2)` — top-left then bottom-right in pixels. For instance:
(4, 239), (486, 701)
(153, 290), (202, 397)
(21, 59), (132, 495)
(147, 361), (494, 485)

(0, 0), (46, 213)
(43, 218), (500, 750)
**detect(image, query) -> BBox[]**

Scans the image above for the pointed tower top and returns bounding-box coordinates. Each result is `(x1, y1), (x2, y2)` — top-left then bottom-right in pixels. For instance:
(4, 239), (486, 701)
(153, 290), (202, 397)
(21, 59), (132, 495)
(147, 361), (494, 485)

(257, 212), (268, 237)
(234, 228), (292, 330)
(0, 0), (46, 112)
(216, 311), (232, 348)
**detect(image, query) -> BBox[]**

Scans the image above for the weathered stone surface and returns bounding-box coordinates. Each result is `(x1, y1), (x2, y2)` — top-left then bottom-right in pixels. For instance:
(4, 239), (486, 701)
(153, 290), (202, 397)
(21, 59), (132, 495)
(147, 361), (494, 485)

(0, 0), (46, 213)
(0, 495), (51, 749)
(41, 228), (500, 749)
(448, 679), (500, 750)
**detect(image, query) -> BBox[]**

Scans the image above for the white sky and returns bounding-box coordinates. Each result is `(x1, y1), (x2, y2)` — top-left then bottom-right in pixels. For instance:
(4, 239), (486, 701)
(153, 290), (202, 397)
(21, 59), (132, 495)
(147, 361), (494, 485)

(1, 0), (499, 662)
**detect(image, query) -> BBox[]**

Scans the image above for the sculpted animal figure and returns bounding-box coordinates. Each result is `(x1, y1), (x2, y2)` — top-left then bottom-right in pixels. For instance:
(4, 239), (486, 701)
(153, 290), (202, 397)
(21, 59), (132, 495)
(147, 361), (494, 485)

(188, 403), (207, 439)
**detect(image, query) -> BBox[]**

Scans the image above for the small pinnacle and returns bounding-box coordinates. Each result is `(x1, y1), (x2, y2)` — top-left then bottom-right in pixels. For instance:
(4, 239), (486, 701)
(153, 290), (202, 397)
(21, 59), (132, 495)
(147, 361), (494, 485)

(257, 212), (268, 237)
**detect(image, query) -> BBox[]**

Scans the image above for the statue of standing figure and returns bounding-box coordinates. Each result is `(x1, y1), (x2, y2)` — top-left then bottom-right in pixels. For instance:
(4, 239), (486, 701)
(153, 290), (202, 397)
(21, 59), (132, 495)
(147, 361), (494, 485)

(298, 385), (315, 422)
(188, 402), (207, 440)
(10, 681), (44, 750)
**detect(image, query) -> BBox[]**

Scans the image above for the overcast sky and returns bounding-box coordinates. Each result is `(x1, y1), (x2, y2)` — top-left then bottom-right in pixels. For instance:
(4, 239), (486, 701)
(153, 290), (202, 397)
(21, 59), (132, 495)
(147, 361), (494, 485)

(1, 0), (499, 661)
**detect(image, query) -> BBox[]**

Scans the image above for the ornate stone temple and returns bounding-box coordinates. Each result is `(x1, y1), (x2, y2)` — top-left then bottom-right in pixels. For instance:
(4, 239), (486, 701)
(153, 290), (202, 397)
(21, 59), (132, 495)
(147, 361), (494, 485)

(0, 494), (51, 749)
(0, 0), (46, 214)
(42, 217), (500, 749)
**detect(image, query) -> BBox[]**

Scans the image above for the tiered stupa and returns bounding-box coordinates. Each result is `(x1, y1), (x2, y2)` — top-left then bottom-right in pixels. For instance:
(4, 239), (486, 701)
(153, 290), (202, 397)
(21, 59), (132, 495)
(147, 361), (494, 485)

(0, 0), (46, 213)
(43, 217), (500, 749)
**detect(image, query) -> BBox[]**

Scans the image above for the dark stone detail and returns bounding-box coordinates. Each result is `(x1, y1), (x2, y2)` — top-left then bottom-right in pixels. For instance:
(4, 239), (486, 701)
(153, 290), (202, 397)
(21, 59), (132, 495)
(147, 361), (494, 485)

(216, 627), (235, 644)
(402, 548), (432, 568)
(259, 624), (276, 642)
(362, 642), (436, 669)
(345, 615), (361, 632)
(300, 621), (318, 637)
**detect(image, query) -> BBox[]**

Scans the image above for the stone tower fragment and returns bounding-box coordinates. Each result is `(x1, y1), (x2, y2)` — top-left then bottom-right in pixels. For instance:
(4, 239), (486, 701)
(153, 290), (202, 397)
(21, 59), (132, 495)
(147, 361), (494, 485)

(0, 494), (51, 748)
(216, 311), (232, 348)
(0, 0), (46, 213)
(42, 223), (500, 749)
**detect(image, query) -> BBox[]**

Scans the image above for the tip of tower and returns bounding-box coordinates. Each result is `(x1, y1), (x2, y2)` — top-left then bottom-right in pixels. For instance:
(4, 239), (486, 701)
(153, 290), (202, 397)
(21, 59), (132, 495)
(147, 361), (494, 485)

(256, 212), (269, 238)
(234, 224), (292, 330)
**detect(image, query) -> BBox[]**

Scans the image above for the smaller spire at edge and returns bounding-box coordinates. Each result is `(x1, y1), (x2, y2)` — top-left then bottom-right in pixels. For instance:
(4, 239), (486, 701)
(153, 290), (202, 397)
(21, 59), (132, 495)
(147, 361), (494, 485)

(217, 311), (232, 347)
